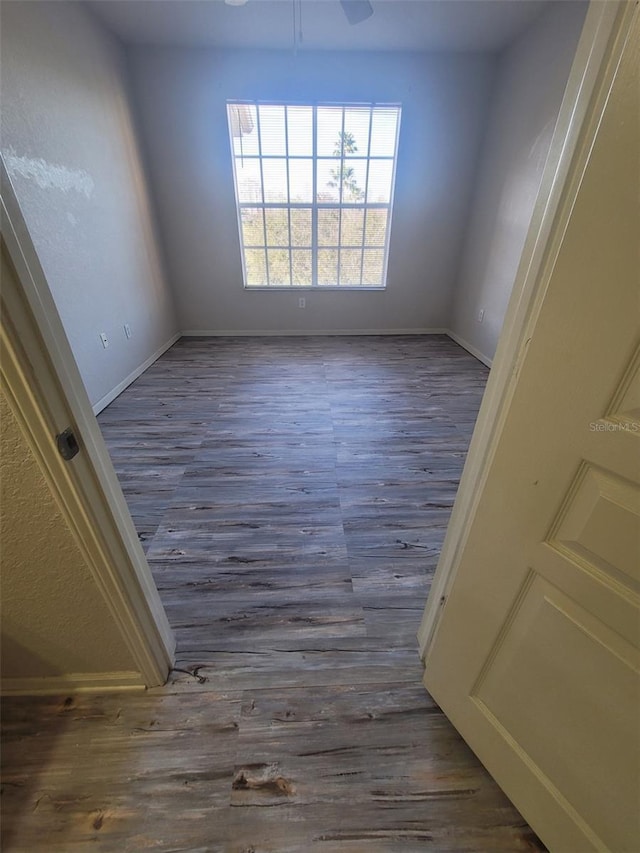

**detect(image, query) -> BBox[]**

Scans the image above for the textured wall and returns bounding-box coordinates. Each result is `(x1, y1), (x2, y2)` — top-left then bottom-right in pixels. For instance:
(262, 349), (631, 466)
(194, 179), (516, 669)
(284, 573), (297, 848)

(448, 1), (587, 363)
(0, 0), (178, 409)
(128, 47), (495, 333)
(0, 389), (138, 681)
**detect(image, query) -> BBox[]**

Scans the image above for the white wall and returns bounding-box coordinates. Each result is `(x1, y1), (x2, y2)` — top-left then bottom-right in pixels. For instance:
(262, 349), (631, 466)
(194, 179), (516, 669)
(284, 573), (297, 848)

(128, 48), (495, 334)
(1, 1), (178, 410)
(448, 1), (588, 364)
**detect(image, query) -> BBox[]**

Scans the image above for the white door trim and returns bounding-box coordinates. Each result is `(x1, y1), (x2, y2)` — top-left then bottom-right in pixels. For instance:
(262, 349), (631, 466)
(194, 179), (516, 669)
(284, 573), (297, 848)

(418, 0), (637, 658)
(1, 161), (175, 690)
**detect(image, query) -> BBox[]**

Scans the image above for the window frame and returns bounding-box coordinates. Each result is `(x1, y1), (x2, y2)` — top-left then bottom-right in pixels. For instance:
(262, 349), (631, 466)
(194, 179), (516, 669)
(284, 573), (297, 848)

(227, 100), (402, 291)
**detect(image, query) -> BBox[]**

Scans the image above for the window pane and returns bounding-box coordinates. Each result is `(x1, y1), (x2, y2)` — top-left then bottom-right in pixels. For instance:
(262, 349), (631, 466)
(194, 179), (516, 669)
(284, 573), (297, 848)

(317, 160), (341, 202)
(265, 208), (290, 246)
(341, 160), (367, 203)
(262, 159), (288, 202)
(267, 249), (290, 285)
(370, 108), (398, 156)
(366, 160), (393, 204)
(245, 249), (267, 285)
(318, 209), (339, 246)
(362, 249), (385, 285)
(318, 161), (366, 204)
(289, 159), (312, 203)
(339, 249), (362, 285)
(259, 105), (286, 155)
(229, 104), (259, 156)
(317, 106), (343, 156)
(317, 249), (338, 285)
(292, 249), (312, 286)
(343, 107), (370, 157)
(364, 209), (387, 246)
(241, 208), (265, 246)
(235, 159), (262, 203)
(340, 208), (364, 246)
(290, 208), (311, 247)
(287, 106), (312, 156)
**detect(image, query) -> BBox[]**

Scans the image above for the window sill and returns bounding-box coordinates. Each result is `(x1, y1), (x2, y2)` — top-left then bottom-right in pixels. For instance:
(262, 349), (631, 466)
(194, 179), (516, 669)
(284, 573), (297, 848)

(243, 285), (387, 292)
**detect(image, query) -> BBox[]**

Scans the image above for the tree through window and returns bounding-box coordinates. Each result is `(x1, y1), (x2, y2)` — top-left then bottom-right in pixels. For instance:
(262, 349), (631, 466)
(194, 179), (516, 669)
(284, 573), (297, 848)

(227, 102), (401, 288)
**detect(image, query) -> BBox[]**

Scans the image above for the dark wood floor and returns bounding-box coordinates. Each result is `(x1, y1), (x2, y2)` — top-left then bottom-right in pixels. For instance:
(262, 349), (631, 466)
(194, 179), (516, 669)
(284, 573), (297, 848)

(1, 336), (543, 851)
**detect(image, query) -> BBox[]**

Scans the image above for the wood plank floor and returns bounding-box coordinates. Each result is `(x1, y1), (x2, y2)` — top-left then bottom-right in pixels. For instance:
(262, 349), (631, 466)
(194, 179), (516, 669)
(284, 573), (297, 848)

(1, 336), (544, 852)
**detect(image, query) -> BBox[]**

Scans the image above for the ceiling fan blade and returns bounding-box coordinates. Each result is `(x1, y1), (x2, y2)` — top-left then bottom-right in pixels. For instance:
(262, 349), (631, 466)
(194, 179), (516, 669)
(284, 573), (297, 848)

(340, 0), (373, 25)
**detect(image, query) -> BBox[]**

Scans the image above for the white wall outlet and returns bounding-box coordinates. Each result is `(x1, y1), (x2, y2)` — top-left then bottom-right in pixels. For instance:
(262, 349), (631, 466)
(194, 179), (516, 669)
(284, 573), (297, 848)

(100, 332), (109, 348)
(298, 297), (306, 309)
(477, 308), (485, 323)
(124, 323), (132, 339)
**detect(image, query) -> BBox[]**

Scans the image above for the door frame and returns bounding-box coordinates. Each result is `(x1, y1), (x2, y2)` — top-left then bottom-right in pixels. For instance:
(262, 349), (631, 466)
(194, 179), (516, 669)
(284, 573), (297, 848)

(418, 0), (637, 658)
(1, 161), (175, 693)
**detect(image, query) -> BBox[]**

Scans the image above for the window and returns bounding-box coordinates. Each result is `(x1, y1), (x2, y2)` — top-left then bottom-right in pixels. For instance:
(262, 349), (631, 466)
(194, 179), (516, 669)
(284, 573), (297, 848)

(227, 102), (401, 289)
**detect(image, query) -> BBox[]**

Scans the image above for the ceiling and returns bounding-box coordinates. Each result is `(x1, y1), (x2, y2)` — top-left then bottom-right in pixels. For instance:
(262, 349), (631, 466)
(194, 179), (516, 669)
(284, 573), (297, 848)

(88, 0), (550, 52)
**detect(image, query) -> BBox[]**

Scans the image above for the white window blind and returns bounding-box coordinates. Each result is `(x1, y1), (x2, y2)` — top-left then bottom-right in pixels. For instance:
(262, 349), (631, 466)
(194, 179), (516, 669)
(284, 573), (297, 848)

(227, 102), (401, 289)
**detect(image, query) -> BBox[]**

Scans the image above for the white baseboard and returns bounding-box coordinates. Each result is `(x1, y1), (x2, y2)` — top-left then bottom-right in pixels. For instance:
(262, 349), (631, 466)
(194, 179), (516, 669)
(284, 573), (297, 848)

(445, 330), (493, 367)
(92, 333), (181, 415)
(1, 670), (147, 696)
(180, 328), (449, 337)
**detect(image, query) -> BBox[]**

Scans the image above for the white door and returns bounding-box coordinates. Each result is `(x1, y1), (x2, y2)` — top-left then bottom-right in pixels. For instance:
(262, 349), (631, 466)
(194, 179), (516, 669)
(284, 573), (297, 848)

(421, 9), (639, 853)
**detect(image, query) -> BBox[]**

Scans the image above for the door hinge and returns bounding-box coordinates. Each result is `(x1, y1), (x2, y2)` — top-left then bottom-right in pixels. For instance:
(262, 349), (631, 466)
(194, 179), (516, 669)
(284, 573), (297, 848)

(56, 427), (80, 461)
